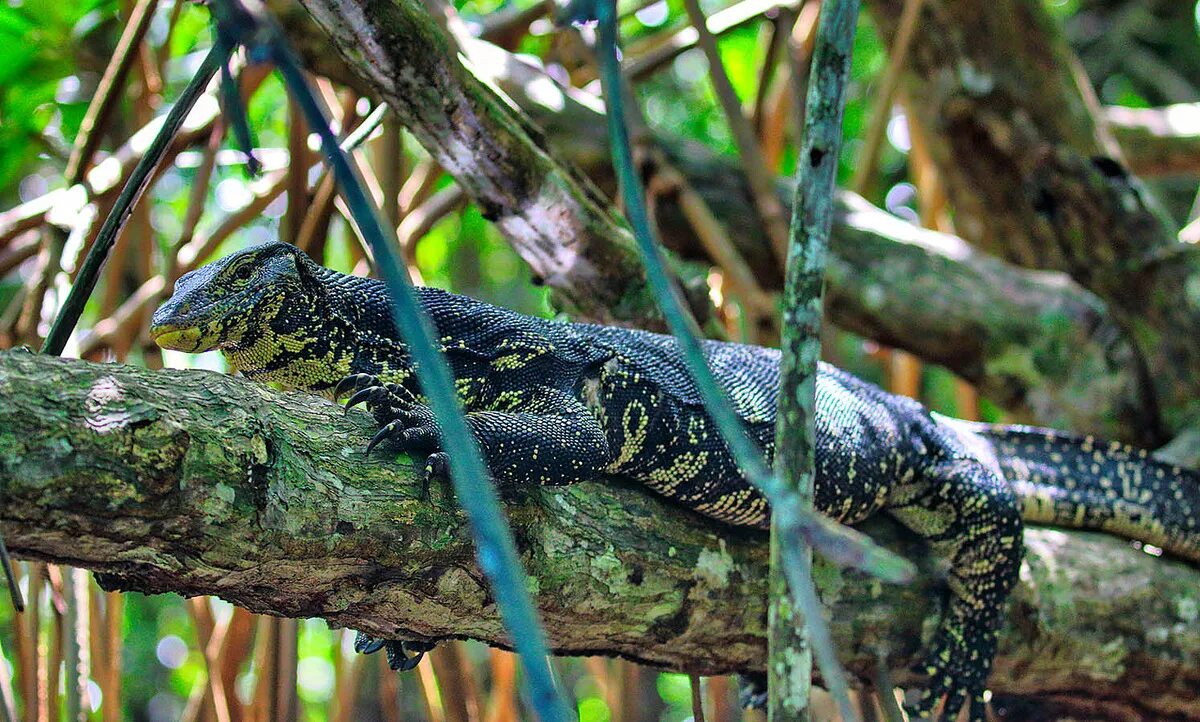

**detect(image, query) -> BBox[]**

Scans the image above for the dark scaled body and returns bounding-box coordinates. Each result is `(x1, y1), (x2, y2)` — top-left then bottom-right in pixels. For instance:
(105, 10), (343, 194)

(151, 243), (1200, 722)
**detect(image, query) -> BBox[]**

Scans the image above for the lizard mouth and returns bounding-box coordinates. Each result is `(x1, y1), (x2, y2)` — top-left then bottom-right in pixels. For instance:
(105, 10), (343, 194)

(149, 324), (205, 352)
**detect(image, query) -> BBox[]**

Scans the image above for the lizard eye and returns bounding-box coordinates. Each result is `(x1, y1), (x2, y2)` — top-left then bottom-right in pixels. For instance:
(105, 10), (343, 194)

(234, 264), (254, 281)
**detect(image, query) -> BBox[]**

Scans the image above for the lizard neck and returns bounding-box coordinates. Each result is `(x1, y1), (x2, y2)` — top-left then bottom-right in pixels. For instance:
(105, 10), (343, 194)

(224, 266), (412, 391)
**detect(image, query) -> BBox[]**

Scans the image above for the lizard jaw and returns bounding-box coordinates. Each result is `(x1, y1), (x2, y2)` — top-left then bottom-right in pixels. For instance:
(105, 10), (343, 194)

(150, 325), (205, 352)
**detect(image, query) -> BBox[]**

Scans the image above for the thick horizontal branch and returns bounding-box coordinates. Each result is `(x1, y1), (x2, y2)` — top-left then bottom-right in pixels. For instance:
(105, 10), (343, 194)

(1, 352), (1198, 719)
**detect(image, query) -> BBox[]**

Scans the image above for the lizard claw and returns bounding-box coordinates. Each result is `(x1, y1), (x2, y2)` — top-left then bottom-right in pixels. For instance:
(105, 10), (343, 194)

(365, 421), (441, 456)
(345, 386), (387, 414)
(366, 420), (404, 455)
(353, 632), (436, 673)
(354, 630), (388, 655)
(905, 623), (994, 722)
(425, 452), (451, 483)
(335, 373), (378, 401)
(386, 640), (434, 672)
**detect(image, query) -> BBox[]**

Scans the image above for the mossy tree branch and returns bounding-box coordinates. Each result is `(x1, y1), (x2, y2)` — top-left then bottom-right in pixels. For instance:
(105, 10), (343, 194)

(2, 352), (1199, 720)
(286, 0), (670, 328)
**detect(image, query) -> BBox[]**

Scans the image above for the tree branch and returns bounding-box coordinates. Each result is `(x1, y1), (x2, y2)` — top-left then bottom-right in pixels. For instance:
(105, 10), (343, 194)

(467, 46), (1151, 440)
(1106, 103), (1200, 178)
(1, 351), (1198, 720)
(864, 0), (1200, 443)
(289, 0), (666, 329)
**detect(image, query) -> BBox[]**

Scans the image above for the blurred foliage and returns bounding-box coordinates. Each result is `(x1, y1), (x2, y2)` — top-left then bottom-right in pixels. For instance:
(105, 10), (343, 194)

(0, 0), (1196, 718)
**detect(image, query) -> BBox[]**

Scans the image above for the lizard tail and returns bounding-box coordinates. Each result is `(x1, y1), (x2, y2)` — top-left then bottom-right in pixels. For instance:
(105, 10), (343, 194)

(971, 424), (1200, 563)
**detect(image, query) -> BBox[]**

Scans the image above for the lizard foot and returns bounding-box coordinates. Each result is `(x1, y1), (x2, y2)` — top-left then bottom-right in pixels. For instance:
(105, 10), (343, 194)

(335, 374), (442, 456)
(337, 374), (419, 424)
(905, 621), (995, 722)
(736, 673), (768, 710)
(353, 631), (436, 672)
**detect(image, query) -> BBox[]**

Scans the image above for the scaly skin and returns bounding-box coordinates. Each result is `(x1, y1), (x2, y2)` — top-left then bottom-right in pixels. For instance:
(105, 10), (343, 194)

(151, 242), (1200, 721)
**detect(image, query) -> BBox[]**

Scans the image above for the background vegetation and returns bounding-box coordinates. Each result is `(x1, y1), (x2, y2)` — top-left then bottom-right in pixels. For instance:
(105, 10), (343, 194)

(1, 0), (1199, 719)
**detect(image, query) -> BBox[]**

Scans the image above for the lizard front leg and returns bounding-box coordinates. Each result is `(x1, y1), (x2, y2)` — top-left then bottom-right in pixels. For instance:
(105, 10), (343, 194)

(337, 378), (613, 670)
(341, 379), (614, 486)
(885, 458), (1024, 722)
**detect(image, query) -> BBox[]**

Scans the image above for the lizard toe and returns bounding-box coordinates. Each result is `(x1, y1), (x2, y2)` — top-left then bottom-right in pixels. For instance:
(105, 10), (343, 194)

(334, 373), (379, 401)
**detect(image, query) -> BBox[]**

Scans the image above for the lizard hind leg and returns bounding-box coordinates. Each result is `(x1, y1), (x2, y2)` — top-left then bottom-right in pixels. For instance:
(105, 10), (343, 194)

(353, 631), (436, 672)
(886, 459), (1024, 722)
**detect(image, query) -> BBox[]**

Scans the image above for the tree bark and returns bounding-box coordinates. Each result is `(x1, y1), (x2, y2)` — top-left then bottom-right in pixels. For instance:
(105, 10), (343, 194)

(2, 351), (1198, 720)
(865, 0), (1200, 448)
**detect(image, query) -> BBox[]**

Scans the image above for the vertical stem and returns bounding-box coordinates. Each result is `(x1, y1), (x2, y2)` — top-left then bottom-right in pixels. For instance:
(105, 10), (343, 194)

(681, 0), (792, 263)
(377, 116), (405, 230)
(23, 564), (42, 722)
(689, 675), (707, 722)
(285, 93), (312, 245)
(273, 619), (298, 722)
(771, 1), (859, 722)
(0, 638), (15, 722)
(60, 568), (88, 722)
(850, 0), (925, 199)
(101, 592), (123, 722)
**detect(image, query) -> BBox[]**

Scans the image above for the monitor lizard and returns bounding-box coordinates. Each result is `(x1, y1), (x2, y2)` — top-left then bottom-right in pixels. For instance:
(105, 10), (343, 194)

(149, 241), (1200, 721)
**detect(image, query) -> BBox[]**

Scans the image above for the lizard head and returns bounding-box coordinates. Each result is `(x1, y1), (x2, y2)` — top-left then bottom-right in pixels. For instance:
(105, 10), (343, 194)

(150, 241), (321, 356)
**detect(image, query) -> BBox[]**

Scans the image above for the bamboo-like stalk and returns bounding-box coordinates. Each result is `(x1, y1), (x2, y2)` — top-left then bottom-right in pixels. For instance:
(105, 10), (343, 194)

(64, 0), (161, 184)
(690, 675), (708, 722)
(430, 644), (481, 722)
(182, 598), (234, 722)
(101, 592), (123, 722)
(623, 0), (803, 82)
(250, 617), (276, 722)
(377, 655), (403, 722)
(680, 0), (791, 264)
(86, 586), (105, 718)
(285, 93), (313, 246)
(0, 638), (16, 722)
(41, 575), (62, 722)
(416, 657), (447, 722)
(273, 619), (299, 722)
(484, 650), (518, 722)
(10, 566), (33, 719)
(376, 115), (405, 229)
(330, 633), (362, 722)
(60, 567), (89, 722)
(783, 1), (821, 153)
(22, 564), (42, 722)
(705, 675), (734, 722)
(174, 121), (226, 257)
(396, 185), (464, 275)
(645, 160), (776, 320)
(219, 609), (256, 722)
(850, 0), (925, 199)
(751, 9), (794, 137)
